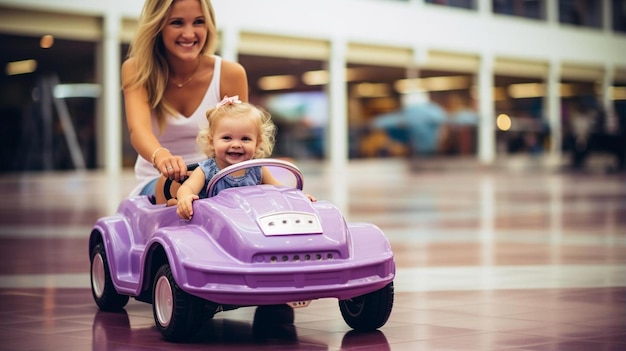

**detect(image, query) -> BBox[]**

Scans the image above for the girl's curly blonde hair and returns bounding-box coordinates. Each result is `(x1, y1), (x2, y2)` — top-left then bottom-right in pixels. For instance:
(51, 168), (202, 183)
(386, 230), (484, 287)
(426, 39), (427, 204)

(197, 103), (276, 159)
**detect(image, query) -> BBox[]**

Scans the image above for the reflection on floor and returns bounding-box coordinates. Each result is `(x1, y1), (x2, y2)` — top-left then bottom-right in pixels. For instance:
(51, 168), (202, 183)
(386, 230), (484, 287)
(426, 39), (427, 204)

(0, 159), (625, 350)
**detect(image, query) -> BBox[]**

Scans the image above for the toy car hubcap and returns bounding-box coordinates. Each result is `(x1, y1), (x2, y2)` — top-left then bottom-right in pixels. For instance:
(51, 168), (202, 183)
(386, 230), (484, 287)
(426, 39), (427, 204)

(91, 253), (105, 298)
(344, 297), (365, 316)
(155, 276), (173, 327)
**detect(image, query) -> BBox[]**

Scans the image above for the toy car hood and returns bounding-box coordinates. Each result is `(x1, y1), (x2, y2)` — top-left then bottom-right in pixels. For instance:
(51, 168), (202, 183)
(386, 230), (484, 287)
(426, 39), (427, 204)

(187, 184), (350, 263)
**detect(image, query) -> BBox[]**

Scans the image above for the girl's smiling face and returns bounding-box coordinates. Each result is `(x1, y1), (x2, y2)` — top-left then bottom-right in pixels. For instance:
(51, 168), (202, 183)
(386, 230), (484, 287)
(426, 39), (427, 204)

(211, 114), (260, 169)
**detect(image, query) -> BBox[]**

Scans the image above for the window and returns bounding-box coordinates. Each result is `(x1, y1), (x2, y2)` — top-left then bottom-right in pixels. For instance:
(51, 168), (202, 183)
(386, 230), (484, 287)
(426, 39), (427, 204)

(613, 0), (626, 33)
(425, 0), (475, 10)
(559, 0), (602, 28)
(493, 0), (545, 20)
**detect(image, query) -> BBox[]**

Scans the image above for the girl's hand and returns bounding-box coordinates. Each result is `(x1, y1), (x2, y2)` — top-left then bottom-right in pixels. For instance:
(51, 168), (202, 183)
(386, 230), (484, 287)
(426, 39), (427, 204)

(176, 194), (199, 220)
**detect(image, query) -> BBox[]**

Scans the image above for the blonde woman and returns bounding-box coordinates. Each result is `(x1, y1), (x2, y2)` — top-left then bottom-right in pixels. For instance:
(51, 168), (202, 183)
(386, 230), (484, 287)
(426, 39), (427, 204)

(122, 0), (248, 198)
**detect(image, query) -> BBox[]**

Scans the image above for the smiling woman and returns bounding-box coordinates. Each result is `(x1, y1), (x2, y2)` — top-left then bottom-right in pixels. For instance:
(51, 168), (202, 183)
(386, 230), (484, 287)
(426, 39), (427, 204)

(121, 0), (249, 201)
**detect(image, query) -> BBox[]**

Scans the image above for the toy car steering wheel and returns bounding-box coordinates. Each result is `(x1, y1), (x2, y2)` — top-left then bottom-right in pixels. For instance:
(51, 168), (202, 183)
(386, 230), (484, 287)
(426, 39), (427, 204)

(163, 163), (198, 201)
(206, 158), (304, 198)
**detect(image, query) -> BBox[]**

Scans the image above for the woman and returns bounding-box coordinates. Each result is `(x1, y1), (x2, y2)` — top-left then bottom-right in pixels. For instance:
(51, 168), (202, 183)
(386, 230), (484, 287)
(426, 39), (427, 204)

(122, 0), (248, 198)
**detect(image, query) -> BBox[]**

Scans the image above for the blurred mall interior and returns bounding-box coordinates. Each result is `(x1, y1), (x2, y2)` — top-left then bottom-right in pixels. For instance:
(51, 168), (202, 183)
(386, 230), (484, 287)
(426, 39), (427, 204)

(0, 1), (625, 350)
(0, 0), (624, 173)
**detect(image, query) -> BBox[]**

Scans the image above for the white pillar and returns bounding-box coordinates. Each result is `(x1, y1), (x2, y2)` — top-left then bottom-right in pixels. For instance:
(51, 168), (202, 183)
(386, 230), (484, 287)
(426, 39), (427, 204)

(327, 37), (348, 214)
(602, 0), (612, 33)
(410, 0), (424, 9)
(476, 0), (491, 14)
(95, 42), (105, 169)
(102, 12), (122, 175)
(477, 52), (495, 164)
(546, 58), (561, 163)
(545, 0), (558, 24)
(601, 64), (614, 113)
(602, 64), (618, 134)
(219, 25), (239, 63)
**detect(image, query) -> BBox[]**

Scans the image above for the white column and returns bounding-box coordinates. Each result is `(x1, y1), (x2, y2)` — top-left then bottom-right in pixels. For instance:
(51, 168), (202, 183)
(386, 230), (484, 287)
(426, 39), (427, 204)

(219, 25), (239, 63)
(410, 0), (424, 9)
(102, 11), (122, 175)
(602, 64), (618, 134)
(601, 64), (614, 113)
(476, 0), (492, 14)
(95, 42), (105, 169)
(327, 37), (348, 215)
(545, 0), (558, 24)
(602, 0), (612, 33)
(477, 52), (495, 164)
(476, 3), (496, 165)
(546, 58), (561, 164)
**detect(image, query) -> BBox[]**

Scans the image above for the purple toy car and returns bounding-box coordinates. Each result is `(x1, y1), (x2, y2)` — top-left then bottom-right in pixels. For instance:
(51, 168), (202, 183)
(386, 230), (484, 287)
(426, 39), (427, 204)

(89, 159), (395, 341)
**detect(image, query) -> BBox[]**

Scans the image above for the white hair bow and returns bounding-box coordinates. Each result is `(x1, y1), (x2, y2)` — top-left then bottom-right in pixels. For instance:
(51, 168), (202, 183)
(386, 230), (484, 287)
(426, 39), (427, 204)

(216, 95), (242, 108)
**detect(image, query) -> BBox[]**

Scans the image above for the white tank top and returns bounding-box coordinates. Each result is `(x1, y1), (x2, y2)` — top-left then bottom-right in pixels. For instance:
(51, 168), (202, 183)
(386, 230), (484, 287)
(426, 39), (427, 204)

(130, 56), (222, 196)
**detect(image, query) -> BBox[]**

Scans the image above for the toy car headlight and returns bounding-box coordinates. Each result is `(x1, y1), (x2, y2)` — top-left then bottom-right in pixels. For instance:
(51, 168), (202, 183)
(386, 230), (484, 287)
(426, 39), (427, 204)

(257, 212), (323, 236)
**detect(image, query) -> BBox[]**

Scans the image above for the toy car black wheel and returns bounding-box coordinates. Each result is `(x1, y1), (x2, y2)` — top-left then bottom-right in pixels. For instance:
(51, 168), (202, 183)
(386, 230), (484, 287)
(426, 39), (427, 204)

(339, 282), (394, 331)
(90, 243), (129, 311)
(153, 263), (203, 342)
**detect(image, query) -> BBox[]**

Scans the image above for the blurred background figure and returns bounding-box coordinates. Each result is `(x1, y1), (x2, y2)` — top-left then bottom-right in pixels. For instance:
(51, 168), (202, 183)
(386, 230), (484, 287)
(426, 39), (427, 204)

(439, 93), (479, 156)
(368, 91), (446, 157)
(563, 96), (626, 172)
(565, 98), (598, 169)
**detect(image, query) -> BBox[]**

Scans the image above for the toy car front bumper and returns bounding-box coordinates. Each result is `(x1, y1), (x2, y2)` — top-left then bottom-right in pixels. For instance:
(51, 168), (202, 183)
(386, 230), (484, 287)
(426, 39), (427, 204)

(180, 256), (395, 305)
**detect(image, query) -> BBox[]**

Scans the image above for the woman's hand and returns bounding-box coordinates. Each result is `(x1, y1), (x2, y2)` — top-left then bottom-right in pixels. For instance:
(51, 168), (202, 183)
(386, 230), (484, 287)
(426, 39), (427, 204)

(154, 150), (188, 182)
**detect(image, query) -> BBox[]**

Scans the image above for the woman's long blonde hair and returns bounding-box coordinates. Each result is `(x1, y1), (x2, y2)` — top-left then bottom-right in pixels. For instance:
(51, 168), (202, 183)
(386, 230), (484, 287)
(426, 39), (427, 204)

(123, 0), (218, 131)
(198, 103), (276, 159)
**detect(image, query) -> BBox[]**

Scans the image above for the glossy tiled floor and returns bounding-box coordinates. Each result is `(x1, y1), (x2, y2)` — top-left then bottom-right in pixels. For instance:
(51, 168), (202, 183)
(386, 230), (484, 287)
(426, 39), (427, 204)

(0, 158), (625, 350)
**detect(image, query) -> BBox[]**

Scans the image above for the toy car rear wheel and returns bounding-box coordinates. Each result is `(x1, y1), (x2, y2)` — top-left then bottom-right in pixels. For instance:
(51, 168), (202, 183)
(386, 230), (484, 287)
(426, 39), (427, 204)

(153, 263), (203, 342)
(339, 282), (394, 331)
(90, 243), (129, 311)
